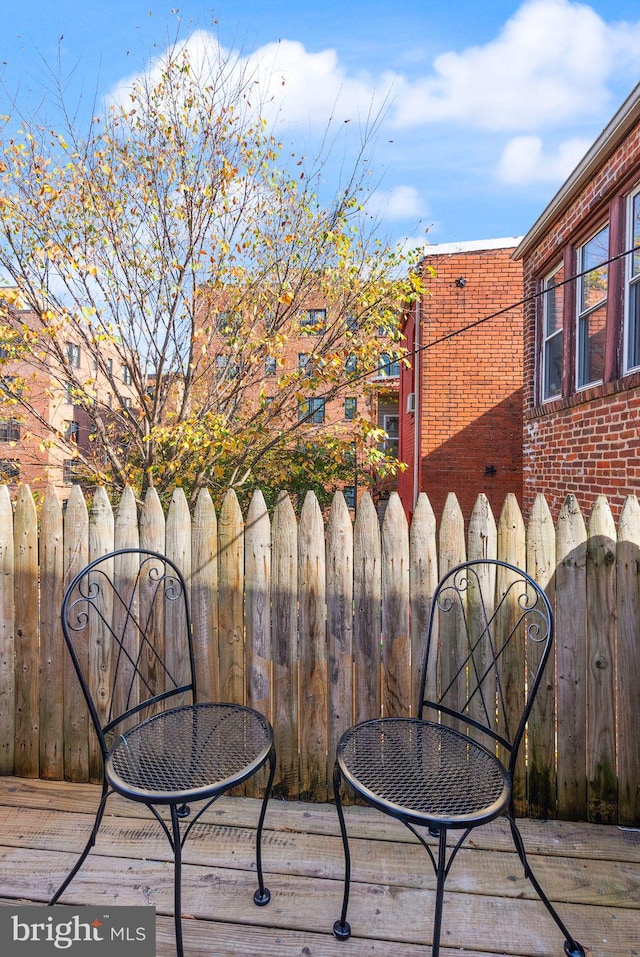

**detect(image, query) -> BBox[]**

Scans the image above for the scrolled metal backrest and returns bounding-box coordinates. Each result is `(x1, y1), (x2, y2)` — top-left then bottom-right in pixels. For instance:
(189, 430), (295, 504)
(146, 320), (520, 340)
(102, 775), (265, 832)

(61, 548), (194, 754)
(419, 559), (553, 768)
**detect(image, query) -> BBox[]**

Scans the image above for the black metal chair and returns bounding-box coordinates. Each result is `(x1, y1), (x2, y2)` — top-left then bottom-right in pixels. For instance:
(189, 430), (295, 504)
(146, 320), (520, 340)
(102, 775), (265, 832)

(332, 558), (585, 957)
(51, 548), (275, 957)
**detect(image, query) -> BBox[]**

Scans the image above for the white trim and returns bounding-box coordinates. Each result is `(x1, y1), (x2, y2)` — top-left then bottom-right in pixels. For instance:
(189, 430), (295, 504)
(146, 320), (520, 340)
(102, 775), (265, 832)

(421, 237), (523, 258)
(623, 184), (640, 375)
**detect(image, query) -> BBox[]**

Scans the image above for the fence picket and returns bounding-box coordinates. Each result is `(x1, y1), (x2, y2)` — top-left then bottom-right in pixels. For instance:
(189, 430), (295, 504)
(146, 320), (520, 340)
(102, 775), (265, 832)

(616, 495), (640, 825)
(39, 486), (64, 780)
(166, 489), (192, 695)
(140, 487), (165, 554)
(526, 493), (556, 818)
(271, 492), (299, 799)
(327, 492), (353, 782)
(88, 488), (114, 781)
(192, 488), (219, 702)
(382, 492), (410, 717)
(218, 490), (245, 705)
(62, 485), (89, 782)
(556, 494), (588, 820)
(298, 491), (327, 802)
(409, 493), (437, 714)
(0, 485), (14, 775)
(353, 492), (381, 725)
(467, 496), (497, 741)
(438, 494), (467, 717)
(14, 486), (39, 778)
(586, 495), (617, 824)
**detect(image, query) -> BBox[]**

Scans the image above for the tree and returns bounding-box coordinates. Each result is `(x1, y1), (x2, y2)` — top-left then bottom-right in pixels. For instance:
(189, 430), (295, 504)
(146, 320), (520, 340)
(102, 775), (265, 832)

(0, 35), (421, 506)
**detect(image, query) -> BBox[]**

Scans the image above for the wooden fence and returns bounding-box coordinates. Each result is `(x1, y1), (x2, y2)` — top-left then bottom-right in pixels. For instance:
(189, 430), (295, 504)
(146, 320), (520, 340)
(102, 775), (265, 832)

(0, 482), (638, 825)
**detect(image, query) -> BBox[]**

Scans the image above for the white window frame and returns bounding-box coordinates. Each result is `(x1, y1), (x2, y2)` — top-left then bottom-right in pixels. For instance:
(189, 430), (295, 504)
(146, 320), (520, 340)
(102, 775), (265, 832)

(624, 185), (640, 374)
(576, 224), (609, 391)
(540, 263), (564, 402)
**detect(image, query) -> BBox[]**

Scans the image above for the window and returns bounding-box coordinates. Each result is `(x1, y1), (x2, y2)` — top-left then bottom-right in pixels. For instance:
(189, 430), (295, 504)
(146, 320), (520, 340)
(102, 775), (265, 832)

(576, 225), (609, 389)
(541, 263), (564, 400)
(67, 343), (81, 368)
(298, 397), (325, 424)
(298, 353), (310, 371)
(107, 358), (113, 375)
(65, 421), (80, 443)
(265, 356), (276, 376)
(625, 187), (640, 373)
(0, 459), (20, 480)
(343, 486), (356, 509)
(217, 311), (241, 336)
(345, 355), (357, 376)
(378, 353), (400, 378)
(0, 418), (20, 442)
(214, 354), (238, 378)
(300, 309), (326, 334)
(63, 381), (75, 404)
(122, 365), (132, 385)
(346, 315), (358, 332)
(344, 397), (357, 420)
(381, 414), (399, 457)
(63, 458), (82, 483)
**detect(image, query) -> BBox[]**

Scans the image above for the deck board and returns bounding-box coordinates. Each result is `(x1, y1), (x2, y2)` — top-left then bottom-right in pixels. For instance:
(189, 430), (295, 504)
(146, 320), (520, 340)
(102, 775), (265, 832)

(0, 776), (638, 957)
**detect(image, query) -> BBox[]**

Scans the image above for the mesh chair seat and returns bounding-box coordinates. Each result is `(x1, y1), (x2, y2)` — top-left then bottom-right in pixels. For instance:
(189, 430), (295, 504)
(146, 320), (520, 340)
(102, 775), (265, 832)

(337, 717), (509, 827)
(108, 703), (274, 803)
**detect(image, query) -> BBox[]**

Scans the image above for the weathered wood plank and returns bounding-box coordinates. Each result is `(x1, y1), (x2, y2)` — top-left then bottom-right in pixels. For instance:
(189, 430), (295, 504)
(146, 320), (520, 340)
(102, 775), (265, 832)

(271, 492), (298, 800)
(555, 494), (588, 821)
(87, 487), (114, 781)
(191, 488), (218, 702)
(298, 491), (327, 802)
(62, 485), (89, 782)
(139, 486), (165, 553)
(616, 495), (640, 825)
(409, 493), (437, 715)
(0, 485), (14, 774)
(438, 494), (467, 718)
(245, 490), (272, 800)
(381, 492), (410, 717)
(38, 486), (64, 780)
(165, 488), (192, 696)
(497, 494), (527, 812)
(326, 492), (353, 780)
(217, 489), (245, 705)
(586, 495), (617, 824)
(353, 492), (381, 724)
(526, 493), (556, 819)
(14, 485), (39, 778)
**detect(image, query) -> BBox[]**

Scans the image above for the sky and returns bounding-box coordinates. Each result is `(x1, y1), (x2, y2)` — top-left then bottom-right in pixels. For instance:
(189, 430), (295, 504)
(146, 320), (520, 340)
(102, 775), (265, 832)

(1, 0), (640, 253)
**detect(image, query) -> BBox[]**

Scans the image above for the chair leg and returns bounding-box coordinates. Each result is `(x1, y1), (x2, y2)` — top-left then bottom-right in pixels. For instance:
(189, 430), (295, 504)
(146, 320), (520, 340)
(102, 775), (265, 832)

(170, 805), (185, 957)
(49, 779), (110, 905)
(253, 747), (276, 907)
(508, 817), (585, 957)
(431, 827), (448, 957)
(332, 763), (352, 941)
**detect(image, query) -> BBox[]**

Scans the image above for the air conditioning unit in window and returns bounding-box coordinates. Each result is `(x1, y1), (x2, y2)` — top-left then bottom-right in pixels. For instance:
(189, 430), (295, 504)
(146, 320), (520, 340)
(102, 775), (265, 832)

(406, 392), (416, 414)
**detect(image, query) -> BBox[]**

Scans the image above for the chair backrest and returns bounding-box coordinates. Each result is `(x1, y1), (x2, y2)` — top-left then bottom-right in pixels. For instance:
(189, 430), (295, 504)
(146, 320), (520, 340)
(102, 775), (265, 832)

(61, 548), (195, 755)
(418, 559), (553, 771)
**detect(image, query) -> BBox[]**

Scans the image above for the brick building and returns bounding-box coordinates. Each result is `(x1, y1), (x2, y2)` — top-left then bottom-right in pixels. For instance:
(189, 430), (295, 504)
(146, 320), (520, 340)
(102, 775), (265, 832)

(397, 238), (524, 522)
(513, 81), (640, 522)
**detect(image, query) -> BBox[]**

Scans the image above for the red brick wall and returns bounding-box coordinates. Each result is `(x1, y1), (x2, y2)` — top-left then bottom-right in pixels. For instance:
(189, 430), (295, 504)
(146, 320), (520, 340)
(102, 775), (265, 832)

(522, 123), (640, 522)
(399, 245), (524, 522)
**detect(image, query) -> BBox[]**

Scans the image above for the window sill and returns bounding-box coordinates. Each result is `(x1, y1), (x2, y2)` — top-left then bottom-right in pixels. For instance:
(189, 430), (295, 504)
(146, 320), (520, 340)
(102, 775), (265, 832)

(528, 368), (640, 419)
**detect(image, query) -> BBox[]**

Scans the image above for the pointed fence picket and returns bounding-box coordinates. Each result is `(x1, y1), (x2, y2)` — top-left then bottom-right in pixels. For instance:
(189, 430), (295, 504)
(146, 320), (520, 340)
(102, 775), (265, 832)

(0, 482), (638, 825)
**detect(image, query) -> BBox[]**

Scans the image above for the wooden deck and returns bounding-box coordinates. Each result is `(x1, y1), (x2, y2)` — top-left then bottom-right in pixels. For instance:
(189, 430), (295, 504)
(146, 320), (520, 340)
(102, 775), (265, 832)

(0, 776), (637, 957)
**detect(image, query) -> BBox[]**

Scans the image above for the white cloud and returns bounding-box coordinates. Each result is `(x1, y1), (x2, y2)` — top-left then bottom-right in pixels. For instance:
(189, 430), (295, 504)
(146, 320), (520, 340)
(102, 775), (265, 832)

(107, 31), (390, 133)
(367, 185), (426, 221)
(391, 0), (640, 132)
(496, 134), (592, 184)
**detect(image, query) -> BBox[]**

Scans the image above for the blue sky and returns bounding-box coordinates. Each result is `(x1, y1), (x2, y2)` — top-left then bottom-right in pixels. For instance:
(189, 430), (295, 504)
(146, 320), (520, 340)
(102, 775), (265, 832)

(1, 0), (640, 252)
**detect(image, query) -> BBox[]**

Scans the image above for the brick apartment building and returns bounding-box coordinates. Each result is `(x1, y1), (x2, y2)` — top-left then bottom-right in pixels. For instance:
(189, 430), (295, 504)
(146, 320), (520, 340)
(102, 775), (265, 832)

(513, 81), (640, 522)
(397, 238), (524, 522)
(0, 296), (137, 498)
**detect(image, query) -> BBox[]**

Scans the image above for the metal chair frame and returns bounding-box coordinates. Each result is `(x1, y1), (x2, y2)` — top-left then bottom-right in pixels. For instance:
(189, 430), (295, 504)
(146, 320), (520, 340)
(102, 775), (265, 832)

(50, 548), (275, 957)
(332, 558), (585, 957)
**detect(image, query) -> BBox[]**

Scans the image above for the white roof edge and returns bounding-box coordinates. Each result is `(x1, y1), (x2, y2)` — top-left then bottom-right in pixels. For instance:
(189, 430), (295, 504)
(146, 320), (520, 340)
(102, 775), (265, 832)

(513, 81), (640, 262)
(420, 236), (523, 257)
